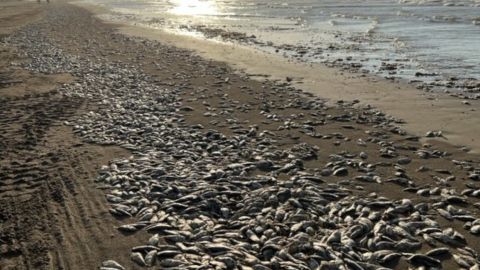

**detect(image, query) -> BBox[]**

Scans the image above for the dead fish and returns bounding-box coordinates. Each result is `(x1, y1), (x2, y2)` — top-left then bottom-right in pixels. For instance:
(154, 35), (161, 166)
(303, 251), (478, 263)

(436, 208), (454, 220)
(161, 259), (186, 267)
(446, 195), (468, 204)
(454, 254), (474, 269)
(325, 230), (341, 244)
(246, 230), (261, 243)
(106, 194), (124, 203)
(417, 166), (430, 172)
(470, 264), (480, 270)
(131, 252), (146, 266)
(470, 225), (480, 235)
(397, 157), (411, 165)
(132, 245), (161, 252)
(164, 235), (188, 243)
(117, 225), (138, 232)
(454, 215), (476, 222)
(101, 260), (125, 270)
(393, 226), (416, 241)
(425, 247), (450, 257)
(145, 250), (157, 266)
(377, 252), (401, 264)
(205, 243), (232, 253)
(144, 222), (172, 231)
(157, 250), (182, 257)
(148, 234), (160, 246)
(395, 239), (421, 251)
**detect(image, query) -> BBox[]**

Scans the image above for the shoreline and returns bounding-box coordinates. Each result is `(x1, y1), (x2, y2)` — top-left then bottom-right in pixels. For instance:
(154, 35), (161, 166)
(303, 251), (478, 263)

(77, 2), (480, 153)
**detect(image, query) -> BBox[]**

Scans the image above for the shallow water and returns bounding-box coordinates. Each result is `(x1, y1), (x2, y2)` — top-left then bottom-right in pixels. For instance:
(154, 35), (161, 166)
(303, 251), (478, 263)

(84, 0), (480, 88)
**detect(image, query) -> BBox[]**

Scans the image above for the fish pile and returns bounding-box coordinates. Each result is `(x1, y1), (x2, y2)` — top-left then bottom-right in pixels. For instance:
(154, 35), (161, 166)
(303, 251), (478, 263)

(2, 6), (480, 270)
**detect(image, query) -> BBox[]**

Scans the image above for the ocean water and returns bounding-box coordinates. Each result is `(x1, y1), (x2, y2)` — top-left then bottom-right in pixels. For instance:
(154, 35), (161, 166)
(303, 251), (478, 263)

(85, 0), (480, 90)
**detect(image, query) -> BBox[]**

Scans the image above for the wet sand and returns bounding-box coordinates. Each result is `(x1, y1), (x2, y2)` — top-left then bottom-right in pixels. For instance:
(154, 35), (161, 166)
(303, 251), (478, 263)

(1, 1), (480, 270)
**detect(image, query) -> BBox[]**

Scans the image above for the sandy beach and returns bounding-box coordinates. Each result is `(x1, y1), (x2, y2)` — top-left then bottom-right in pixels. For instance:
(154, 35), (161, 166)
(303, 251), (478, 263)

(1, 1), (480, 270)
(115, 23), (480, 153)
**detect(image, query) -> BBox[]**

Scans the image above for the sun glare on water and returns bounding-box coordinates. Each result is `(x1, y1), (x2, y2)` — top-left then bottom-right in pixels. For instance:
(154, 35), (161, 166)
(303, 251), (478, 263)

(168, 0), (223, 16)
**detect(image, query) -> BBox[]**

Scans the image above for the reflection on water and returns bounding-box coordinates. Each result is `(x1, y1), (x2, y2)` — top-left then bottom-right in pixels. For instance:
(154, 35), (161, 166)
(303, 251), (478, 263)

(168, 0), (227, 16)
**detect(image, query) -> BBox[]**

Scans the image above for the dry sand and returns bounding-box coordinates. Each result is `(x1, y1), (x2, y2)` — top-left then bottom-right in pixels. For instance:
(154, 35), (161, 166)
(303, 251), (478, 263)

(1, 1), (480, 270)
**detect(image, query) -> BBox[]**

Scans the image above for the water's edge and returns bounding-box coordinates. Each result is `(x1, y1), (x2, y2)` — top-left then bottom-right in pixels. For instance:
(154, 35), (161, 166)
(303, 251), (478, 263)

(74, 2), (480, 152)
